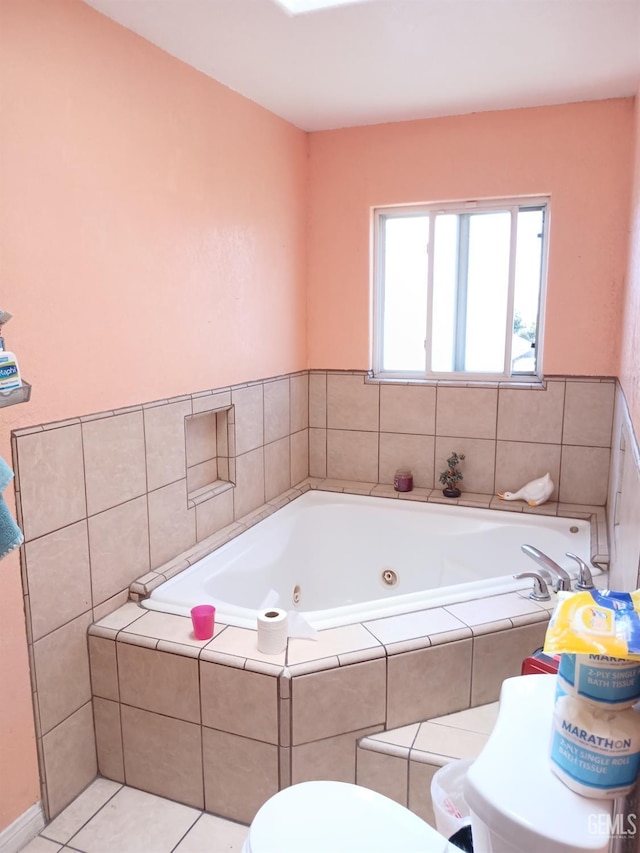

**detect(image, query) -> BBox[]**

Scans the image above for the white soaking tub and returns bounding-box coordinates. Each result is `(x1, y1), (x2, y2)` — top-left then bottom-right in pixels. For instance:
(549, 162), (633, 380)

(142, 490), (598, 630)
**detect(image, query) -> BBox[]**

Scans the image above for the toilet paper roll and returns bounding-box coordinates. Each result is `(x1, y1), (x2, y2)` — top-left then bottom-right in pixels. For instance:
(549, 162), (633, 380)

(257, 608), (288, 655)
(558, 653), (640, 709)
(550, 694), (640, 798)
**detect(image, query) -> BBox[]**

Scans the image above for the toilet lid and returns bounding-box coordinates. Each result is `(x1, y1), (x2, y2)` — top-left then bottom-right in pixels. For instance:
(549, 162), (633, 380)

(245, 780), (452, 853)
(465, 675), (614, 853)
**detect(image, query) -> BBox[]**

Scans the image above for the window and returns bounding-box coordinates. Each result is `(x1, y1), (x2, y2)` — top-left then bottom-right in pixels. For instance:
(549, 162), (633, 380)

(373, 197), (549, 381)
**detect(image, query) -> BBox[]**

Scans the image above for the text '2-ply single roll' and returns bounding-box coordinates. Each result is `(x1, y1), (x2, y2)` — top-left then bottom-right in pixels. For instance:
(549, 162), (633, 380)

(257, 608), (288, 655)
(550, 694), (640, 798)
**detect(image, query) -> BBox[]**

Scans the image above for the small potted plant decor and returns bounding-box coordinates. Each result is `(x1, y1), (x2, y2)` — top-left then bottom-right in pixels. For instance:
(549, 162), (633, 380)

(439, 451), (466, 498)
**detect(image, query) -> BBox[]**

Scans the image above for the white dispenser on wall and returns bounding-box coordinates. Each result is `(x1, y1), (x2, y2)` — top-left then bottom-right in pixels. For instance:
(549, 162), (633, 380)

(0, 311), (22, 394)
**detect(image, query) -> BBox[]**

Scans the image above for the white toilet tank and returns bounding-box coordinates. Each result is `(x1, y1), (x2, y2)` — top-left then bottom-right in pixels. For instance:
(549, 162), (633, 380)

(465, 674), (616, 853)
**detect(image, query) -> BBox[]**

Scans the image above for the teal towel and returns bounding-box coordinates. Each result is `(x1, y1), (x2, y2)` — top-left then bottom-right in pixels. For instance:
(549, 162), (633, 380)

(0, 456), (23, 559)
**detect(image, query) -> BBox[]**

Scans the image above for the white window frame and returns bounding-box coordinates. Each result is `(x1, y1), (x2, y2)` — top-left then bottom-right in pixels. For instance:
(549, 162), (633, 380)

(372, 196), (550, 382)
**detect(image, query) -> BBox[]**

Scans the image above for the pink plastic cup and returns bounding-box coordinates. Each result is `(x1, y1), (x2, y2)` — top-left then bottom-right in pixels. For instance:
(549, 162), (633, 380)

(190, 604), (215, 640)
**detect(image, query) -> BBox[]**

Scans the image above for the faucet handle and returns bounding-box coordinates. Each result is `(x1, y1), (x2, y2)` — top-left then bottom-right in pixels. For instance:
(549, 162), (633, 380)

(565, 552), (595, 591)
(514, 571), (551, 602)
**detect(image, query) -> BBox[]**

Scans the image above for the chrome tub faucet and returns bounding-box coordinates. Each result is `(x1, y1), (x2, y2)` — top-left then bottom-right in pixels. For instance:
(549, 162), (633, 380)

(521, 544), (572, 592)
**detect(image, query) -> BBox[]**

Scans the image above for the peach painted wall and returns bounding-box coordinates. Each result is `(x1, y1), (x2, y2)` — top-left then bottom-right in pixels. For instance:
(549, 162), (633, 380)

(620, 86), (640, 433)
(307, 100), (634, 374)
(0, 0), (306, 830)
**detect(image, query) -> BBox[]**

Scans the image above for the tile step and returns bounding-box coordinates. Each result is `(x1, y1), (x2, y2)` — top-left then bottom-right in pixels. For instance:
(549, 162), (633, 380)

(355, 702), (500, 828)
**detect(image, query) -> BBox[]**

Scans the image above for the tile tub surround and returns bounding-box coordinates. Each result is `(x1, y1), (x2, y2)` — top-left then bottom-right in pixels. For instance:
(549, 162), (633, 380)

(309, 372), (615, 504)
(88, 590), (550, 824)
(12, 371), (310, 820)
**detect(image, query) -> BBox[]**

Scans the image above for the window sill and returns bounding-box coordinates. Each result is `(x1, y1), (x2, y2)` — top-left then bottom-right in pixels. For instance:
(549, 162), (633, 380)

(365, 371), (546, 390)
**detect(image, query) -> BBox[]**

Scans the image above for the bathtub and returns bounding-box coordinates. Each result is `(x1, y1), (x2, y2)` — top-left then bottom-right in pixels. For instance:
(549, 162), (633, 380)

(142, 490), (598, 630)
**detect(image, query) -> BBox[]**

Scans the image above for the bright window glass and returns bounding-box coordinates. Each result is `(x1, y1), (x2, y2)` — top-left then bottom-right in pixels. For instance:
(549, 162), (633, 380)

(374, 198), (548, 381)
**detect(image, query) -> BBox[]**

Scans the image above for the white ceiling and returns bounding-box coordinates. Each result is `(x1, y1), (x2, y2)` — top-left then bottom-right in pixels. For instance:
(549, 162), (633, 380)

(83, 0), (640, 131)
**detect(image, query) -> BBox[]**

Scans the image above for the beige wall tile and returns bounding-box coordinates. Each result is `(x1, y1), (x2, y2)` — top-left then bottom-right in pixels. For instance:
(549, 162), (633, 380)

(291, 659), (386, 745)
(559, 445), (611, 505)
(148, 480), (196, 569)
(264, 437), (291, 502)
(186, 458), (218, 493)
(34, 612), (93, 735)
(292, 727), (382, 785)
(192, 390), (232, 415)
(25, 521), (91, 641)
(83, 413), (146, 516)
(387, 640), (472, 728)
(290, 429), (309, 486)
(264, 378), (290, 444)
(380, 385), (436, 435)
(280, 746), (291, 788)
(356, 749), (408, 806)
(88, 636), (119, 701)
(144, 400), (191, 492)
(233, 448), (265, 519)
(471, 622), (547, 705)
(379, 433), (434, 487)
(121, 705), (203, 809)
(327, 374), (379, 431)
(88, 496), (150, 605)
(117, 643), (200, 723)
(408, 760), (438, 827)
(92, 590), (129, 623)
(497, 381), (565, 443)
(185, 411), (217, 467)
(434, 437), (495, 494)
(203, 727), (279, 824)
(42, 702), (97, 818)
(218, 456), (229, 481)
(436, 387), (497, 440)
(563, 381), (615, 447)
(290, 373), (309, 432)
(17, 426), (86, 541)
(93, 697), (124, 783)
(195, 489), (234, 541)
(327, 430), (379, 482)
(200, 662), (278, 743)
(309, 428), (327, 478)
(217, 409), (230, 457)
(309, 372), (327, 428)
(189, 458), (220, 493)
(494, 441), (561, 499)
(232, 384), (264, 455)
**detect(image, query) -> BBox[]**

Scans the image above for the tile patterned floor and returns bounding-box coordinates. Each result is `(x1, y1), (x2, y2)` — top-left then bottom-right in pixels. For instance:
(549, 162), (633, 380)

(21, 780), (247, 853)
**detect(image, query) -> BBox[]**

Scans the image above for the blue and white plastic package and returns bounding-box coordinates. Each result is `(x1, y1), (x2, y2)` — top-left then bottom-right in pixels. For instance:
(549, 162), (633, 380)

(550, 694), (640, 798)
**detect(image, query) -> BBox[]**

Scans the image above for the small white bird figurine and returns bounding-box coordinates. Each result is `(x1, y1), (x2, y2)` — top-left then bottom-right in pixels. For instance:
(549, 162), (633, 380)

(498, 472), (554, 506)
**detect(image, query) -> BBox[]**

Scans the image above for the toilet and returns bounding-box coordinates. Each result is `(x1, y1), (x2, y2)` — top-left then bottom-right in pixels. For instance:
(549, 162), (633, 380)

(241, 780), (455, 852)
(244, 675), (616, 853)
(464, 674), (615, 853)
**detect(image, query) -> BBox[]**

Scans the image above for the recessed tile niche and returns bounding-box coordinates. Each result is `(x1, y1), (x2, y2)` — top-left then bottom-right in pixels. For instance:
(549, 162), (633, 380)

(185, 406), (234, 506)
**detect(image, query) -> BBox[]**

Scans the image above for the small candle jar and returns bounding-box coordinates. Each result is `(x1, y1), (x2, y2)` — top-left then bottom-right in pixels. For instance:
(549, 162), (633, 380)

(393, 469), (413, 492)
